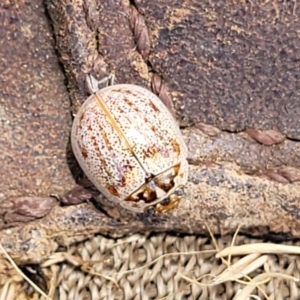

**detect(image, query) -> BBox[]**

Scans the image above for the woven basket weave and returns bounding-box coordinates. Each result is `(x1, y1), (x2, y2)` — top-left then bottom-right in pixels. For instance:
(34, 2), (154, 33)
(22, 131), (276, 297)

(1, 232), (300, 299)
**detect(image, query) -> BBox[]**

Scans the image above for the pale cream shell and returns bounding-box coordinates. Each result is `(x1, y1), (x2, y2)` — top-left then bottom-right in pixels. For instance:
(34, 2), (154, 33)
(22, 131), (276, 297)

(71, 84), (188, 212)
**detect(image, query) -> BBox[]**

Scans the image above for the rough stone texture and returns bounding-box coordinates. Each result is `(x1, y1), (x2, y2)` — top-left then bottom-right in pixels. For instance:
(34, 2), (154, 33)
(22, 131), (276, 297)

(47, 0), (151, 115)
(2, 162), (300, 265)
(48, 0), (300, 140)
(184, 127), (300, 181)
(135, 0), (300, 139)
(47, 0), (300, 167)
(0, 0), (75, 201)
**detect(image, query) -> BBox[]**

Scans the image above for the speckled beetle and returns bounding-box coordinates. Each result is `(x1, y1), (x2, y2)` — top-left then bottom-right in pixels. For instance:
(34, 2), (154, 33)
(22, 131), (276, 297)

(71, 75), (188, 213)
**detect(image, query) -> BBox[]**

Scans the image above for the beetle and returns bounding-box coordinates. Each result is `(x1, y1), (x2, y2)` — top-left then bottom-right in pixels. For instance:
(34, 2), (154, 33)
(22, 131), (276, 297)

(71, 75), (188, 213)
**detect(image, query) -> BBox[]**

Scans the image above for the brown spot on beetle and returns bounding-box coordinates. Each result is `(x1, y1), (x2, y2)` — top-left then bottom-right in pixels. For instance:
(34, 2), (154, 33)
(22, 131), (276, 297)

(91, 136), (97, 147)
(125, 180), (158, 203)
(122, 89), (138, 96)
(122, 97), (141, 113)
(106, 184), (120, 197)
(80, 145), (88, 159)
(123, 97), (133, 107)
(78, 111), (85, 125)
(149, 101), (160, 112)
(143, 145), (159, 158)
(121, 176), (126, 186)
(171, 139), (181, 157)
(151, 125), (156, 133)
(101, 130), (112, 151)
(154, 164), (180, 192)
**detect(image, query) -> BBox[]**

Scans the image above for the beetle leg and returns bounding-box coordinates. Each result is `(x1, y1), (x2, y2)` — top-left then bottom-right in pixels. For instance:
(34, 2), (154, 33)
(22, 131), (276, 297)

(85, 73), (116, 94)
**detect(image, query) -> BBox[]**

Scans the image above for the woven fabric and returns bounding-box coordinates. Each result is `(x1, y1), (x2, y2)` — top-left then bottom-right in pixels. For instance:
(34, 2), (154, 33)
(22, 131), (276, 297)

(1, 233), (300, 299)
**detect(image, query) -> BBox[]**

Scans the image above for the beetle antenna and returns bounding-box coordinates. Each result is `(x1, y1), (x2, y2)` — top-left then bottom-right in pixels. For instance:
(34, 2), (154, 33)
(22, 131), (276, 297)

(86, 74), (116, 95)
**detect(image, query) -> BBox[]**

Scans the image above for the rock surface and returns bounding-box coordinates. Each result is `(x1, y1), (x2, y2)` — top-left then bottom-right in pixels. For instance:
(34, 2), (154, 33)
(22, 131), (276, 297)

(0, 0), (75, 203)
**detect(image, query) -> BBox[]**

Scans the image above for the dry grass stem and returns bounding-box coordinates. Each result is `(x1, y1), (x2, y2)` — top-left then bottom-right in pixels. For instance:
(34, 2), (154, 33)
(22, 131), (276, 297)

(178, 225), (300, 300)
(211, 254), (268, 284)
(217, 243), (300, 257)
(0, 242), (52, 300)
(232, 272), (299, 300)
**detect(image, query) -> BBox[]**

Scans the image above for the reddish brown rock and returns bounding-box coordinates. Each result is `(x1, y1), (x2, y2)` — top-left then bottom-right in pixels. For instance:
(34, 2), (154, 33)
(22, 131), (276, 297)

(134, 1), (300, 139)
(0, 0), (75, 201)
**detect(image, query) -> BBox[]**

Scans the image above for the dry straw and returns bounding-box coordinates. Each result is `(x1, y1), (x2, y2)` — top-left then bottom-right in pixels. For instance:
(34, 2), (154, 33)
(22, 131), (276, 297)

(0, 224), (299, 299)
